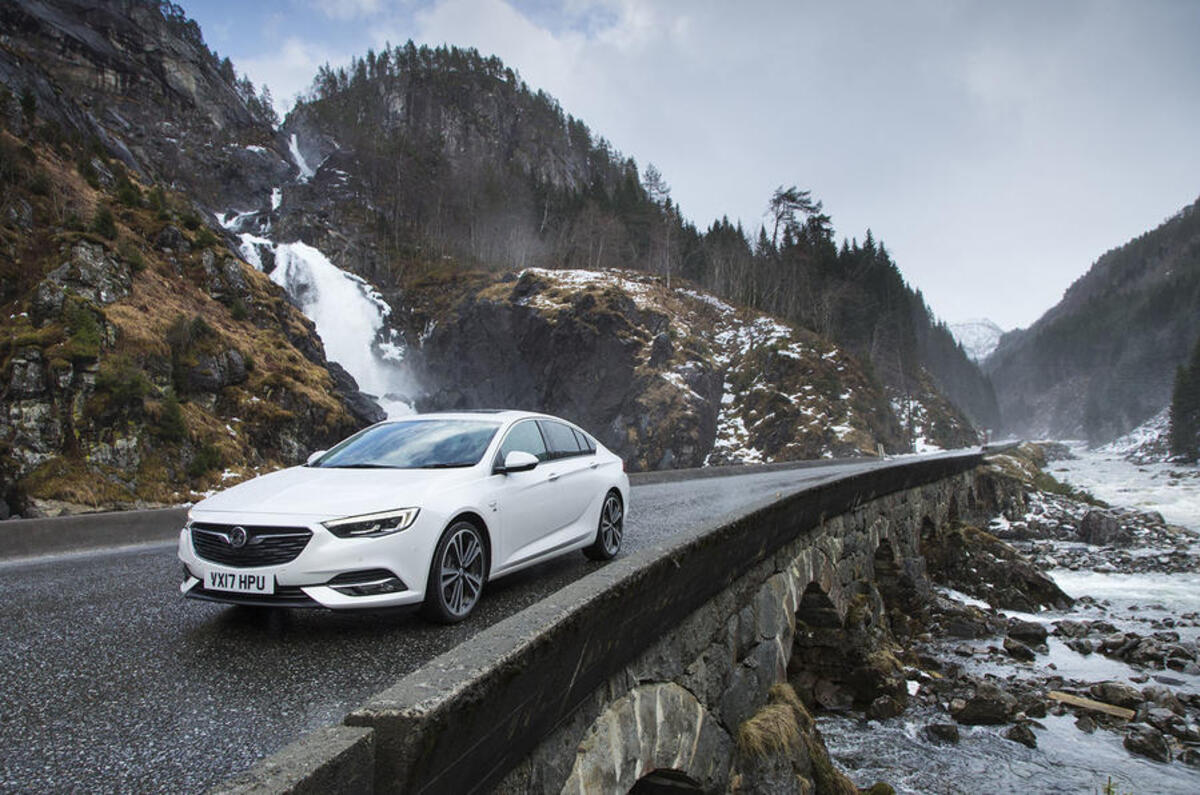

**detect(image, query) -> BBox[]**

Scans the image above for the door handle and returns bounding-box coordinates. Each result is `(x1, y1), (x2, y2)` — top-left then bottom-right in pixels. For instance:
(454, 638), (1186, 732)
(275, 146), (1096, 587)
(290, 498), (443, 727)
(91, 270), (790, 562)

(547, 472), (559, 482)
(589, 462), (599, 470)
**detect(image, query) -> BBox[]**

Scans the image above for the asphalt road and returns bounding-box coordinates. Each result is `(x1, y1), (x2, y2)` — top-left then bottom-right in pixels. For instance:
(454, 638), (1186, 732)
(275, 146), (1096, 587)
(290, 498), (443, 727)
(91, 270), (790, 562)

(0, 459), (891, 793)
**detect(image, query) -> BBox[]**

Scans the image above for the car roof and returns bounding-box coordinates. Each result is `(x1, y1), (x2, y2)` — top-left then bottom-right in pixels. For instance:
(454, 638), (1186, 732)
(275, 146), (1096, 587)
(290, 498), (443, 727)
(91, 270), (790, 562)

(378, 410), (552, 424)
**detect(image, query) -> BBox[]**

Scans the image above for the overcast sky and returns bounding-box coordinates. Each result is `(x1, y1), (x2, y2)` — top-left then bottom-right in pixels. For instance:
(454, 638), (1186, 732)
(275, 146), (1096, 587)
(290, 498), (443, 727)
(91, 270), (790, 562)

(187, 0), (1200, 330)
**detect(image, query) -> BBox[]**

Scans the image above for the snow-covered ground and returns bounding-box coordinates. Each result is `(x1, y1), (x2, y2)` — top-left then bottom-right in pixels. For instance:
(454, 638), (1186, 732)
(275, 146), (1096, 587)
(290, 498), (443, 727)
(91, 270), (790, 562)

(1099, 408), (1171, 464)
(1049, 442), (1200, 530)
(890, 395), (944, 454)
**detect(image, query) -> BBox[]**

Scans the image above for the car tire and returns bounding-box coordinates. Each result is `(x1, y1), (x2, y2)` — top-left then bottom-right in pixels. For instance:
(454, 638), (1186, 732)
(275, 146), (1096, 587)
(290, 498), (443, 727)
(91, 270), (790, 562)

(583, 490), (623, 561)
(421, 520), (487, 623)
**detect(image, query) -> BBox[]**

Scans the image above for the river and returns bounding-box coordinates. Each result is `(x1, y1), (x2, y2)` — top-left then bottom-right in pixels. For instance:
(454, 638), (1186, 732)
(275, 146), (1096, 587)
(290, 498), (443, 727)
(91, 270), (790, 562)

(820, 445), (1200, 793)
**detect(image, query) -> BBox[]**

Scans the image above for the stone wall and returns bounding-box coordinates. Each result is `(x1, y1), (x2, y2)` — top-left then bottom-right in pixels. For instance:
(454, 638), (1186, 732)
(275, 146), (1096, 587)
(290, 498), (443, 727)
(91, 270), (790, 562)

(500, 470), (977, 793)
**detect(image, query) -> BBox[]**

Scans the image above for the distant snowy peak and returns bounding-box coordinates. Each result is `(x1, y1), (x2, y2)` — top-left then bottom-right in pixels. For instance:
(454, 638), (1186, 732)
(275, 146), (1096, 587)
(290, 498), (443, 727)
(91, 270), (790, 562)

(948, 318), (1005, 362)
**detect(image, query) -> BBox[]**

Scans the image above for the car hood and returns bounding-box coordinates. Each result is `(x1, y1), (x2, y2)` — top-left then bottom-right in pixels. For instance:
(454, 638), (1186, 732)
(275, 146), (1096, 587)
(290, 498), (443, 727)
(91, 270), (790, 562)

(191, 465), (478, 519)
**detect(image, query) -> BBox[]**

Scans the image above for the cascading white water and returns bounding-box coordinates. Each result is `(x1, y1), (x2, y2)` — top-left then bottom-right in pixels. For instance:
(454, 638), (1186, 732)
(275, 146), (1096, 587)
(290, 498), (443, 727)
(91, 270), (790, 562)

(216, 129), (417, 419)
(288, 134), (314, 182)
(221, 138), (414, 421)
(236, 234), (413, 419)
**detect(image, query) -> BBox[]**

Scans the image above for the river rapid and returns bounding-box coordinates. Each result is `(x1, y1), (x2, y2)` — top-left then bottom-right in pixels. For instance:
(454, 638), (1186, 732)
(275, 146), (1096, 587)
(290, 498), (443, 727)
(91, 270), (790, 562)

(820, 445), (1200, 794)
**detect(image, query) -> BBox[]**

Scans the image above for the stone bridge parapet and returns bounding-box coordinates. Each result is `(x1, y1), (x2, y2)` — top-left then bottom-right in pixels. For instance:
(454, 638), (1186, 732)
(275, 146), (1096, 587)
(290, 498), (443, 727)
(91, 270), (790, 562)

(216, 451), (993, 794)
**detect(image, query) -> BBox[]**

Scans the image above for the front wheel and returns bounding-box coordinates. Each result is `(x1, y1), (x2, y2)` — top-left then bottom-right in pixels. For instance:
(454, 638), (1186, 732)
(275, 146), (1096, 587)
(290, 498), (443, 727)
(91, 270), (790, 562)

(583, 491), (623, 561)
(421, 521), (487, 623)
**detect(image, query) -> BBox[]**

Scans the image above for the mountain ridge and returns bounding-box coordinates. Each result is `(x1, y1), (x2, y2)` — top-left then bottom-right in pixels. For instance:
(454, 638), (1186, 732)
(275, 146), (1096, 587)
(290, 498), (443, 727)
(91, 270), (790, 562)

(986, 195), (1200, 443)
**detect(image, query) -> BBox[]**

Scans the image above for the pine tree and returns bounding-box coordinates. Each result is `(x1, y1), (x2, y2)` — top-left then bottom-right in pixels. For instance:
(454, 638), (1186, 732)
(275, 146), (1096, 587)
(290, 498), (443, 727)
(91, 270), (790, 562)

(1169, 335), (1200, 461)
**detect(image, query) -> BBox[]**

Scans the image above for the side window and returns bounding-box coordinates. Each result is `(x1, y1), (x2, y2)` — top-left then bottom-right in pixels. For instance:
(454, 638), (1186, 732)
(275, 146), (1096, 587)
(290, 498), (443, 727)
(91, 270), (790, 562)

(572, 428), (595, 454)
(499, 420), (549, 463)
(539, 420), (583, 459)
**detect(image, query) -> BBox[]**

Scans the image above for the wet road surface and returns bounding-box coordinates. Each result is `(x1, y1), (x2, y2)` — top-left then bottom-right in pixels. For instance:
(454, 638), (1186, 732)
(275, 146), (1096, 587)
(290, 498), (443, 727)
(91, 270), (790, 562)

(0, 460), (889, 793)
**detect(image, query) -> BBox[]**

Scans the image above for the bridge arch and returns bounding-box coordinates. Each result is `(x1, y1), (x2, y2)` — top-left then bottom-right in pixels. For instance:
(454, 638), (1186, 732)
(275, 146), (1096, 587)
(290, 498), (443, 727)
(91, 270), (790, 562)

(872, 538), (900, 593)
(795, 581), (843, 629)
(629, 769), (703, 793)
(561, 682), (732, 794)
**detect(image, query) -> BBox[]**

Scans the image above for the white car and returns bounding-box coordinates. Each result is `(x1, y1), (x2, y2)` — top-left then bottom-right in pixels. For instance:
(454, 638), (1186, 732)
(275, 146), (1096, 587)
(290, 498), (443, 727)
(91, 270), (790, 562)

(178, 411), (629, 622)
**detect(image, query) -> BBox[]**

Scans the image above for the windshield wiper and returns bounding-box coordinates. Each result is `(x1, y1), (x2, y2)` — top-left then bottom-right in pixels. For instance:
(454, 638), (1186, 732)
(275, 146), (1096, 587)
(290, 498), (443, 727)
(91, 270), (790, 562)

(421, 463), (473, 469)
(323, 463), (399, 469)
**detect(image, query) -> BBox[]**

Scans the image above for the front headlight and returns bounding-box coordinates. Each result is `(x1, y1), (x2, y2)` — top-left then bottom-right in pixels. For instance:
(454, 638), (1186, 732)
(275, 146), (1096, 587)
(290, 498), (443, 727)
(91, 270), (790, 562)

(322, 508), (420, 538)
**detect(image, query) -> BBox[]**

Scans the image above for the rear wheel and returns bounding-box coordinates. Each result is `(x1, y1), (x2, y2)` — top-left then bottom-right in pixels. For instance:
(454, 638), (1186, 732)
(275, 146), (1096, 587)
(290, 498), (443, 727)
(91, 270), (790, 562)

(421, 521), (487, 623)
(583, 491), (623, 561)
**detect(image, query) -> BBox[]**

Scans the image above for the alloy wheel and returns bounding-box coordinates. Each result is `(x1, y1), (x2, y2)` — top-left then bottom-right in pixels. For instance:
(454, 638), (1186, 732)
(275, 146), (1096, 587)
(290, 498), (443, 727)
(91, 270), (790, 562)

(600, 494), (623, 555)
(439, 525), (485, 618)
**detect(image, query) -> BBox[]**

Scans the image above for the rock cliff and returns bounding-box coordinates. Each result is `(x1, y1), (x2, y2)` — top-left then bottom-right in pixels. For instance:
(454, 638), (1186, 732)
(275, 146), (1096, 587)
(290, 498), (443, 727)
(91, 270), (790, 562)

(0, 0), (377, 516)
(396, 268), (978, 470)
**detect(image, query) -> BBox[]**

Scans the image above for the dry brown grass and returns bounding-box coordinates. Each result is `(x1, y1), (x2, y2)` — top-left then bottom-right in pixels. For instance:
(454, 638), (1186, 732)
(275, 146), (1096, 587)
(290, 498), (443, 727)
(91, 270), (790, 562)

(22, 457), (132, 506)
(736, 683), (809, 757)
(737, 683), (860, 794)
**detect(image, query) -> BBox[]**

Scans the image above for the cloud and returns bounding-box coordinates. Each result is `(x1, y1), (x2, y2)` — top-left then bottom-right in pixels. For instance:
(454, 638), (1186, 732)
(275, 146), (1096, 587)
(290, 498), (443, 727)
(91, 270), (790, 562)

(235, 36), (351, 116)
(307, 0), (386, 20)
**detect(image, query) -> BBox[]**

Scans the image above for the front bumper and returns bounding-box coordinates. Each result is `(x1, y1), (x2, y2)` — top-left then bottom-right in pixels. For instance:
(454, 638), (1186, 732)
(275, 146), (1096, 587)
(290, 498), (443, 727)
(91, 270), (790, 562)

(177, 510), (442, 609)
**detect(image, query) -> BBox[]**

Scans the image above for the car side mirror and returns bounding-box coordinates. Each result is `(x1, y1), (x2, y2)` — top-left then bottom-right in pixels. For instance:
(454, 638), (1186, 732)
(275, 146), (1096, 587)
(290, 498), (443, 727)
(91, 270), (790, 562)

(500, 450), (539, 474)
(306, 449), (327, 466)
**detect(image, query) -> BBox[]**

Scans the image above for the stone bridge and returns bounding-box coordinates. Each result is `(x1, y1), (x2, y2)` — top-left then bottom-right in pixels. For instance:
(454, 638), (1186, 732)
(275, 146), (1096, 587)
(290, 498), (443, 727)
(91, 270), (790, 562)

(220, 451), (997, 794)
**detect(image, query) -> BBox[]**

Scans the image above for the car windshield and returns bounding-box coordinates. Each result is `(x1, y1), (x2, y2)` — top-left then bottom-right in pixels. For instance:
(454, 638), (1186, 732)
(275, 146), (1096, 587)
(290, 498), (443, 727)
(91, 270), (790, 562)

(312, 419), (500, 469)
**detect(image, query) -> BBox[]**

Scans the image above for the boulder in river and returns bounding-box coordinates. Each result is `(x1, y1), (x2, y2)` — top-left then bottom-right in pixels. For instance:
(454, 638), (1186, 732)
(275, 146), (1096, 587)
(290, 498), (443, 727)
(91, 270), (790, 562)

(1007, 618), (1048, 645)
(1089, 681), (1144, 710)
(1078, 509), (1133, 547)
(923, 723), (960, 745)
(1004, 723), (1038, 749)
(1123, 725), (1171, 762)
(952, 682), (1016, 725)
(1003, 637), (1036, 661)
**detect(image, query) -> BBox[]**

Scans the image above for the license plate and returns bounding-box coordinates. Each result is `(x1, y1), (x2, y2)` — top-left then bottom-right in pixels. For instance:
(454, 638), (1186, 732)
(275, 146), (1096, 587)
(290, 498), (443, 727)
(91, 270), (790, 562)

(206, 570), (275, 595)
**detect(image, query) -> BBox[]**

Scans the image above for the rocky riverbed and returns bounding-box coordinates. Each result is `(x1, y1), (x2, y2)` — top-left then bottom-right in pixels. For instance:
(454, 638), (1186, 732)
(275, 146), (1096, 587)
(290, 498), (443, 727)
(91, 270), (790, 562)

(816, 444), (1200, 793)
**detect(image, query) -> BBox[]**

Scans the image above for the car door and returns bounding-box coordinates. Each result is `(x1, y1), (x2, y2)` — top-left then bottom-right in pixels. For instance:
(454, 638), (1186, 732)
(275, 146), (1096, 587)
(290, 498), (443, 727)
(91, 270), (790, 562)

(536, 420), (597, 535)
(489, 419), (557, 570)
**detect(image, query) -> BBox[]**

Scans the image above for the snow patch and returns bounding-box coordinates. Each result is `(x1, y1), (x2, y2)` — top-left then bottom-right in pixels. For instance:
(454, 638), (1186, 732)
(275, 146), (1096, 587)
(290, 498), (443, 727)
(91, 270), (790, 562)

(891, 395), (944, 454)
(1099, 408), (1171, 464)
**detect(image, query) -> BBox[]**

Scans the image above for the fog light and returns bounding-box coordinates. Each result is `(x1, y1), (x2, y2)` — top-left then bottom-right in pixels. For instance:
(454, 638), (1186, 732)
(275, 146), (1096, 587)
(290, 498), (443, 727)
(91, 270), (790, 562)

(327, 569), (407, 596)
(334, 579), (405, 597)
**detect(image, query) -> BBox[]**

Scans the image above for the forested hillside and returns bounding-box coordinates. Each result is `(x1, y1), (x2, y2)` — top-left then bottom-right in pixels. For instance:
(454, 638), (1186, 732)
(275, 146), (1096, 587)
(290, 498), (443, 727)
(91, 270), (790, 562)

(283, 44), (997, 429)
(987, 197), (1200, 442)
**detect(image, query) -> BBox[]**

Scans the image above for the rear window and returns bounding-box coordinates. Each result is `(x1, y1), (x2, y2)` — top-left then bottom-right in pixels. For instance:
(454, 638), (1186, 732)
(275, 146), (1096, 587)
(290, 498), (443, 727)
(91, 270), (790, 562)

(572, 428), (595, 454)
(540, 420), (583, 458)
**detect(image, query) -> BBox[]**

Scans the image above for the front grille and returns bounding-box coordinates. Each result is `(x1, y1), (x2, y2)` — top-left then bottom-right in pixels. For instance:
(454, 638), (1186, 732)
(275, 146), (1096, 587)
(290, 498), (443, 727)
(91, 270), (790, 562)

(191, 523), (312, 567)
